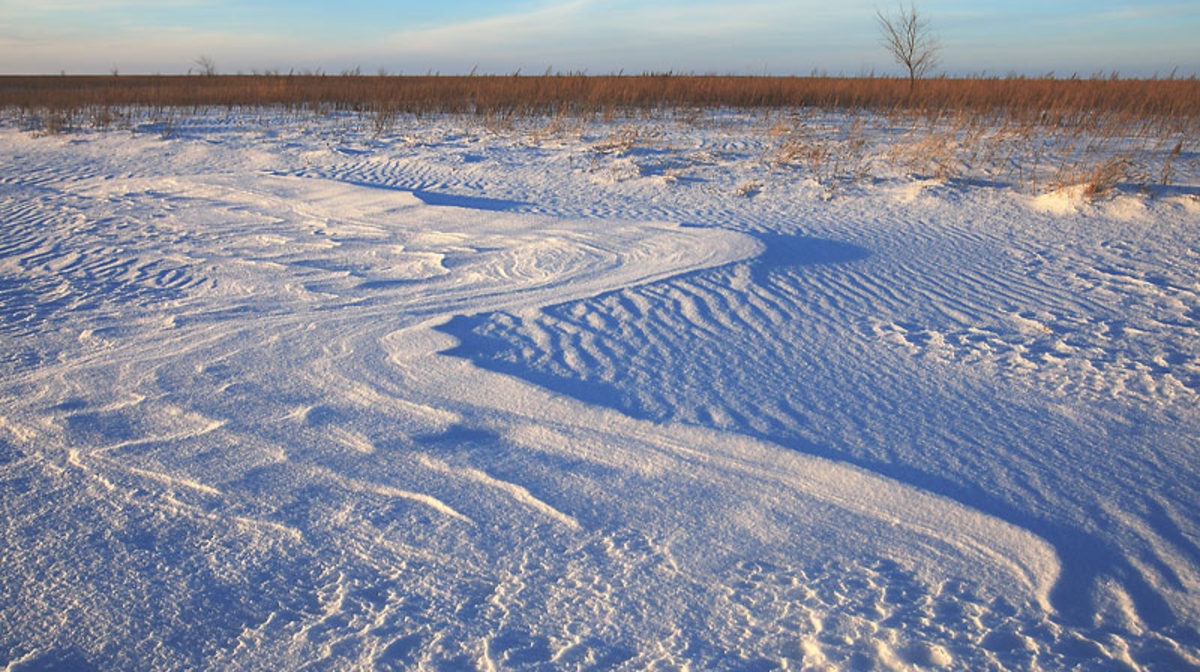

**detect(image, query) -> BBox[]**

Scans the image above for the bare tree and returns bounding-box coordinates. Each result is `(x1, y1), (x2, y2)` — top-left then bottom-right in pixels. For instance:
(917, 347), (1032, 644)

(194, 55), (218, 77)
(876, 3), (940, 91)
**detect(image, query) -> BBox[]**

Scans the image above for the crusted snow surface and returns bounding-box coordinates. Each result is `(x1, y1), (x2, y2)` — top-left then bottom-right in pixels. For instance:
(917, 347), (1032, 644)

(1, 112), (1198, 670)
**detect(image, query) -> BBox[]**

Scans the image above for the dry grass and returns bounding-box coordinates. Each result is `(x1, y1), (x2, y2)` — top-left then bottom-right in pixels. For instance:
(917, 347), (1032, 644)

(1080, 156), (1135, 198)
(3, 74), (1197, 119)
(3, 73), (1197, 195)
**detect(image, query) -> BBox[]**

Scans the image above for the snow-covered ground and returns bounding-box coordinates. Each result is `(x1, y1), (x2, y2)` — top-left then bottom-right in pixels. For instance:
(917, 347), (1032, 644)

(2, 109), (1198, 670)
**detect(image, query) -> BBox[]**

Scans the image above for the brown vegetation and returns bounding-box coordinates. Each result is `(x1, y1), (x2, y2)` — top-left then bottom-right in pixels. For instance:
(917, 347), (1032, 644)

(3, 74), (1196, 196)
(2, 74), (1197, 120)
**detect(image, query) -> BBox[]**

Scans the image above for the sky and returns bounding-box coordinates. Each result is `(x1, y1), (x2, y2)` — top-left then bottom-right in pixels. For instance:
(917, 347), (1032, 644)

(1, 0), (1197, 77)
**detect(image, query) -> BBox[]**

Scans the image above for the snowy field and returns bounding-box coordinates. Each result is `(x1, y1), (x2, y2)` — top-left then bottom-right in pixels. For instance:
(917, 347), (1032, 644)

(2, 109), (1199, 670)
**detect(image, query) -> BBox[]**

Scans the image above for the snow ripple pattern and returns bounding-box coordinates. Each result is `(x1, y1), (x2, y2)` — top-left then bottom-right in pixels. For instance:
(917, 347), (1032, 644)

(1, 116), (1198, 671)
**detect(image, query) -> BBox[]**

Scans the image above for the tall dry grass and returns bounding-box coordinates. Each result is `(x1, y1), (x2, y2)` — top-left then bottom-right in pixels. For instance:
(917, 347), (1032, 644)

(3, 74), (1197, 195)
(3, 74), (1197, 119)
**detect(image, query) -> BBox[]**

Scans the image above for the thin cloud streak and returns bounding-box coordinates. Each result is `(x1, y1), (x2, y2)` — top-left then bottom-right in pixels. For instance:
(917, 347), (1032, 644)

(375, 0), (875, 74)
(384, 0), (596, 53)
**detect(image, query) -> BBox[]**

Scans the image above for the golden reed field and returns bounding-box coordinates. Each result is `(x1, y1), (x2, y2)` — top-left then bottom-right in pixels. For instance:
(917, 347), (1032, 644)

(4, 74), (1197, 196)
(2, 74), (1197, 118)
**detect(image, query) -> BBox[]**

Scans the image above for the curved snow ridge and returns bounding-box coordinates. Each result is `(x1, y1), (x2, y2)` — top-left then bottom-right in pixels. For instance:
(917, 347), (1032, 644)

(195, 173), (764, 314)
(342, 361), (1067, 668)
(417, 454), (581, 531)
(384, 322), (1067, 667)
(350, 178), (1066, 610)
(307, 464), (473, 524)
(444, 254), (1074, 585)
(685, 427), (1063, 611)
(510, 386), (1062, 610)
(386, 329), (1060, 618)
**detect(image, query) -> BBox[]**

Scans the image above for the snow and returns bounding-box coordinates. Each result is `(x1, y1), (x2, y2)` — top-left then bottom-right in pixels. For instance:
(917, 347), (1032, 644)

(2, 109), (1199, 670)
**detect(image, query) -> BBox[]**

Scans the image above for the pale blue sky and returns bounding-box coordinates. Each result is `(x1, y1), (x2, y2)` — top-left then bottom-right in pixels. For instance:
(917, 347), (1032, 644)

(2, 0), (1197, 76)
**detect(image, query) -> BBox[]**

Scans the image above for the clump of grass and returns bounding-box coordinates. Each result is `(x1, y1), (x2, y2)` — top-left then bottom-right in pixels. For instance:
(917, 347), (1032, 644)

(591, 125), (655, 155)
(369, 98), (400, 137)
(763, 115), (874, 192)
(1161, 141), (1183, 187)
(889, 130), (959, 180)
(735, 180), (763, 197)
(1082, 156), (1133, 198)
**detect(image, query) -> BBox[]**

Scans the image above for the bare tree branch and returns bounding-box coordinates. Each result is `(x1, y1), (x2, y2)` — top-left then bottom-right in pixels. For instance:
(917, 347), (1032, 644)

(876, 3), (940, 90)
(195, 56), (218, 77)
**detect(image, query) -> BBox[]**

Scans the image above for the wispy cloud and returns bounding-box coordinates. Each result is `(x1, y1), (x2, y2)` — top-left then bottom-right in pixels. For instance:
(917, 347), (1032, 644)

(386, 0), (870, 46)
(1082, 2), (1198, 25)
(383, 1), (602, 53)
(375, 0), (876, 72)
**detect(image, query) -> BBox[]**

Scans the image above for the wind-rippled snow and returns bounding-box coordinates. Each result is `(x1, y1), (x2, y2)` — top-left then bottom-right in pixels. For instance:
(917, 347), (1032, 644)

(2, 112), (1198, 670)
